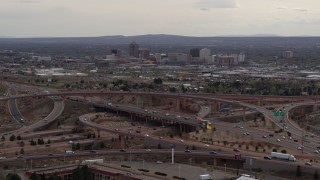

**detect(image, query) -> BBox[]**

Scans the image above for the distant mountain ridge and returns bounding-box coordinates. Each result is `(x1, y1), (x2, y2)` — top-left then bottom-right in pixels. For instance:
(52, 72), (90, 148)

(0, 34), (319, 46)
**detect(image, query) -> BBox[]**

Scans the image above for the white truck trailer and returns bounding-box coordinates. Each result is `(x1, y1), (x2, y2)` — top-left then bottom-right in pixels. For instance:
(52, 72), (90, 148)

(271, 152), (296, 161)
(199, 174), (213, 180)
(82, 159), (104, 164)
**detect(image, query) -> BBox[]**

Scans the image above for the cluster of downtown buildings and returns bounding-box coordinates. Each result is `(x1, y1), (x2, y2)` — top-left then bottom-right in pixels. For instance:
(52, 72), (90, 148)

(107, 41), (246, 66)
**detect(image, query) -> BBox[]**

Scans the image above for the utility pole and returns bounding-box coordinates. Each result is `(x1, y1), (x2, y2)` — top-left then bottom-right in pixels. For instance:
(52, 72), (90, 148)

(172, 144), (175, 164)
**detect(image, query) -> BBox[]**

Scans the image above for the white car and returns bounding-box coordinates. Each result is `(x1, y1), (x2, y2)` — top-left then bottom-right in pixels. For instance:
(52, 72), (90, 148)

(145, 149), (152, 152)
(156, 161), (163, 164)
(314, 150), (319, 154)
(305, 162), (312, 166)
(0, 157), (7, 160)
(298, 147), (303, 150)
(277, 139), (281, 142)
(282, 136), (286, 139)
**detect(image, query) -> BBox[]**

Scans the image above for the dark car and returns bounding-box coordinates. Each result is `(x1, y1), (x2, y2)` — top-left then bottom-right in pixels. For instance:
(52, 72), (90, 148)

(120, 149), (126, 152)
(264, 156), (271, 160)
(89, 150), (96, 153)
(48, 153), (53, 156)
(210, 151), (217, 154)
(185, 150), (191, 153)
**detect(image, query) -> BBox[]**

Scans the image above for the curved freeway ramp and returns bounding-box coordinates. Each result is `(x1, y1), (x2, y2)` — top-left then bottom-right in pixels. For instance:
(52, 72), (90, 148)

(7, 90), (65, 131)
(28, 99), (65, 131)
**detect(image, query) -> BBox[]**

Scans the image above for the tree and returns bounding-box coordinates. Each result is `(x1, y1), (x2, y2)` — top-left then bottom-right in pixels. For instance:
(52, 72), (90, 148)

(315, 170), (319, 180)
(1, 135), (5, 141)
(20, 148), (24, 155)
(29, 172), (40, 180)
(72, 143), (76, 151)
(296, 165), (302, 177)
(47, 139), (51, 144)
(72, 165), (91, 180)
(6, 173), (21, 180)
(76, 143), (81, 150)
(157, 143), (162, 149)
(9, 135), (15, 141)
(17, 135), (22, 140)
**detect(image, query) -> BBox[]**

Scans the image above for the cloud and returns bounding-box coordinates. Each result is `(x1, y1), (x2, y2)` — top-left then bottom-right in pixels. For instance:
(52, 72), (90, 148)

(276, 6), (287, 10)
(200, 8), (210, 11)
(293, 8), (308, 12)
(195, 0), (239, 9)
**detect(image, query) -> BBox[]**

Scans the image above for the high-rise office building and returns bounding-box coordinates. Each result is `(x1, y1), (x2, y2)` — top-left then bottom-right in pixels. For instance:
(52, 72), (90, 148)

(199, 48), (212, 63)
(139, 48), (150, 59)
(283, 51), (293, 59)
(190, 48), (200, 57)
(129, 42), (140, 58)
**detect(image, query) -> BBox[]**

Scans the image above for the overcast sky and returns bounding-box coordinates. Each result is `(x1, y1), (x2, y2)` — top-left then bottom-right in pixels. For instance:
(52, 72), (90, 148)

(1, 0), (319, 37)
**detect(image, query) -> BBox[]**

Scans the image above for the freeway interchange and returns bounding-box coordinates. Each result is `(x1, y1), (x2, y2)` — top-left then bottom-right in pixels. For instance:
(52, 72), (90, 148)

(1, 89), (320, 172)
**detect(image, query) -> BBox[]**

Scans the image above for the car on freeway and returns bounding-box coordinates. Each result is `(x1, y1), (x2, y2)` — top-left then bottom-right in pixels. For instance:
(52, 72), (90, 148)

(120, 149), (126, 152)
(48, 153), (53, 156)
(264, 156), (272, 160)
(306, 162), (312, 166)
(269, 134), (274, 137)
(210, 151), (217, 154)
(159, 137), (164, 139)
(145, 134), (149, 137)
(17, 156), (24, 159)
(89, 150), (97, 153)
(204, 144), (210, 147)
(145, 149), (152, 152)
(262, 135), (267, 138)
(233, 149), (241, 152)
(178, 139), (184, 143)
(176, 116), (181, 119)
(185, 150), (191, 153)
(297, 147), (303, 150)
(276, 139), (281, 142)
(282, 136), (286, 139)
(156, 161), (163, 164)
(314, 150), (319, 154)
(165, 113), (170, 116)
(0, 157), (7, 160)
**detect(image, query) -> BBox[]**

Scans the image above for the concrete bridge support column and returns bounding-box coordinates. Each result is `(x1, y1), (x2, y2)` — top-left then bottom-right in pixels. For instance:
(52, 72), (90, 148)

(176, 99), (181, 112)
(213, 102), (221, 114)
(213, 158), (217, 167)
(182, 98), (188, 110)
(120, 135), (125, 149)
(97, 130), (100, 138)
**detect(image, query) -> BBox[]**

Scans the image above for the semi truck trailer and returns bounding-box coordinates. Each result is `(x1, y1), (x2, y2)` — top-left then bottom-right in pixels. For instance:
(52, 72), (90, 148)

(271, 152), (296, 161)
